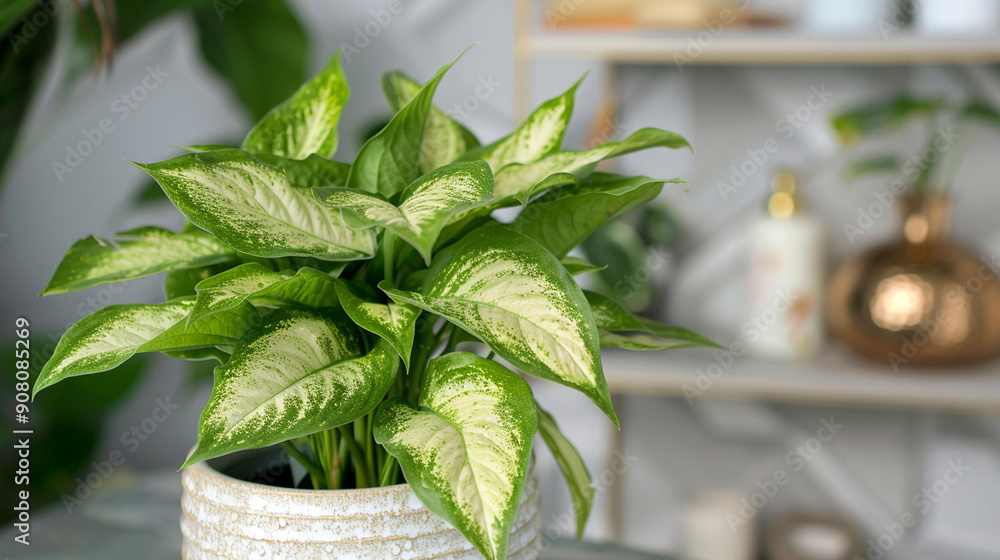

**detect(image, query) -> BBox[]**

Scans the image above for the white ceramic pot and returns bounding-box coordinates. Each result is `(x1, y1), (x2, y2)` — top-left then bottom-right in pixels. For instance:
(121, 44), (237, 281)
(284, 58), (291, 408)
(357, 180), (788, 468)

(181, 448), (542, 559)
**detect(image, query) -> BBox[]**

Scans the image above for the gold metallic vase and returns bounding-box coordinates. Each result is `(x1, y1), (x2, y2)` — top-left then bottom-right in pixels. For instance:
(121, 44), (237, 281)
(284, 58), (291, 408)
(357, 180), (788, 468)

(827, 193), (1000, 368)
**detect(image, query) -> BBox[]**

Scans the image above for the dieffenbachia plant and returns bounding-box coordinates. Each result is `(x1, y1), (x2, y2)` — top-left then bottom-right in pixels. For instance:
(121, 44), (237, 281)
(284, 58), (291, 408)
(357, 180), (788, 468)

(34, 50), (716, 559)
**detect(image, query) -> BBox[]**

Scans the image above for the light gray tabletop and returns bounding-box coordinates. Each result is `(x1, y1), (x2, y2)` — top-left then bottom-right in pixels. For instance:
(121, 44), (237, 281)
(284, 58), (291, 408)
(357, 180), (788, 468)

(3, 473), (671, 560)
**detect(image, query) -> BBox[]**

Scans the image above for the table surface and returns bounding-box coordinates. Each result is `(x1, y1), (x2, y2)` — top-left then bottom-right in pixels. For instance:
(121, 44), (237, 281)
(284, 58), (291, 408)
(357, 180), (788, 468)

(3, 472), (671, 560)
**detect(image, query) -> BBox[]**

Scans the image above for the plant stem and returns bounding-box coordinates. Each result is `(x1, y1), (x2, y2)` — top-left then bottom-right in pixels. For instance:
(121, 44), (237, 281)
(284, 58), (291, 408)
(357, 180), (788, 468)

(443, 327), (460, 354)
(338, 425), (369, 488)
(280, 441), (327, 490)
(382, 232), (396, 287)
(379, 455), (399, 487)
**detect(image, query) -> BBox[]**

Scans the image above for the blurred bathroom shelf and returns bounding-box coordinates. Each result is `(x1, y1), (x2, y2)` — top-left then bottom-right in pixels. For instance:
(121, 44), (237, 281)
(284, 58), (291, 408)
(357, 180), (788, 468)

(602, 347), (1000, 415)
(522, 30), (1000, 65)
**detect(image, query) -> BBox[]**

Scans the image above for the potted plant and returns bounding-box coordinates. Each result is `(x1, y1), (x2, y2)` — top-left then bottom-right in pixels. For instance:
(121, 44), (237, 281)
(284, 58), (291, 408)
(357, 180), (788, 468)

(827, 95), (1000, 367)
(33, 50), (715, 559)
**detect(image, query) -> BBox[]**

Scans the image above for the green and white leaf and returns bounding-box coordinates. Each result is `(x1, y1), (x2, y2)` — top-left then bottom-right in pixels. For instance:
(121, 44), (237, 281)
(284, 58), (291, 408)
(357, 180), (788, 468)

(560, 256), (606, 276)
(33, 300), (195, 396)
(536, 404), (594, 539)
(493, 128), (691, 200)
(242, 51), (349, 159)
(511, 173), (673, 258)
(184, 309), (398, 466)
(374, 352), (536, 560)
(253, 152), (351, 188)
(477, 77), (581, 171)
(316, 161), (494, 264)
(133, 149), (375, 261)
(585, 290), (719, 350)
(382, 71), (480, 174)
(141, 301), (260, 354)
(348, 49), (468, 197)
(188, 262), (339, 327)
(383, 226), (617, 425)
(335, 279), (418, 368)
(41, 227), (237, 295)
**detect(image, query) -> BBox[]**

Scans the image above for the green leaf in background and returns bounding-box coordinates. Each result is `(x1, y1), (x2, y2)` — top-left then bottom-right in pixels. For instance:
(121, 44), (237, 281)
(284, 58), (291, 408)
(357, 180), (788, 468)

(384, 226), (617, 426)
(581, 218), (653, 311)
(493, 128), (690, 200)
(832, 96), (941, 144)
(163, 263), (232, 300)
(348, 49), (469, 197)
(0, 0), (39, 35)
(335, 280), (418, 368)
(841, 154), (902, 183)
(33, 300), (195, 396)
(140, 301), (259, 353)
(512, 173), (674, 259)
(585, 291), (719, 350)
(374, 352), (536, 560)
(184, 309), (398, 466)
(317, 161), (494, 264)
(253, 152), (351, 187)
(194, 0), (307, 121)
(536, 404), (594, 539)
(242, 51), (348, 159)
(187, 263), (339, 327)
(382, 71), (480, 173)
(560, 256), (606, 276)
(133, 149), (376, 260)
(41, 227), (237, 295)
(477, 77), (582, 171)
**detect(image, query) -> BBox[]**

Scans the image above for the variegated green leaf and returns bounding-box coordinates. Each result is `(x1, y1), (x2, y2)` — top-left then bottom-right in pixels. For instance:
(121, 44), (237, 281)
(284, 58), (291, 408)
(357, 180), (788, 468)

(33, 300), (195, 396)
(141, 301), (260, 354)
(253, 152), (351, 188)
(242, 51), (349, 159)
(133, 149), (375, 261)
(560, 256), (606, 276)
(184, 309), (398, 466)
(585, 290), (719, 350)
(383, 226), (617, 425)
(348, 50), (468, 197)
(494, 128), (691, 200)
(41, 227), (237, 295)
(511, 173), (673, 258)
(536, 404), (594, 539)
(335, 280), (418, 369)
(188, 263), (339, 327)
(382, 71), (480, 174)
(316, 161), (494, 264)
(374, 352), (536, 560)
(477, 77), (581, 171)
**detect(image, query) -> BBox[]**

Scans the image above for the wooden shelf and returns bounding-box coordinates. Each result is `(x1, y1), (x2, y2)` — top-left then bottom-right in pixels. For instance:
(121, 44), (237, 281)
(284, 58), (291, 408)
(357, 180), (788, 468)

(524, 30), (1000, 65)
(603, 346), (1000, 415)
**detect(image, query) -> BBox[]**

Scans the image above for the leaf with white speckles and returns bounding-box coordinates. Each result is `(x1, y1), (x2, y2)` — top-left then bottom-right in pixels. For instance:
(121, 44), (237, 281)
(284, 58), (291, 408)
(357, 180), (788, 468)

(242, 51), (348, 159)
(184, 309), (398, 467)
(316, 161), (494, 264)
(585, 290), (719, 350)
(252, 152), (351, 188)
(536, 404), (594, 539)
(348, 49), (468, 197)
(140, 301), (260, 354)
(560, 256), (606, 276)
(187, 263), (339, 327)
(374, 352), (536, 560)
(41, 227), (237, 296)
(383, 226), (617, 426)
(382, 71), (480, 174)
(335, 279), (418, 369)
(134, 149), (376, 261)
(33, 300), (196, 396)
(493, 128), (690, 201)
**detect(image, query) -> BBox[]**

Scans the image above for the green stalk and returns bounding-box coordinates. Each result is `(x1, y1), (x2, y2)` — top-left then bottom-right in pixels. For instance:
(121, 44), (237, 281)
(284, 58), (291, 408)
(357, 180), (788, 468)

(280, 441), (326, 490)
(338, 425), (370, 488)
(382, 232), (396, 287)
(379, 455), (399, 487)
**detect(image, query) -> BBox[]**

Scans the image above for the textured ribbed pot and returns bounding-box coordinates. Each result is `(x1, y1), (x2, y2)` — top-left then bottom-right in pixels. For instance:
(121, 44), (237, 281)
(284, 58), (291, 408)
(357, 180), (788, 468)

(181, 448), (542, 559)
